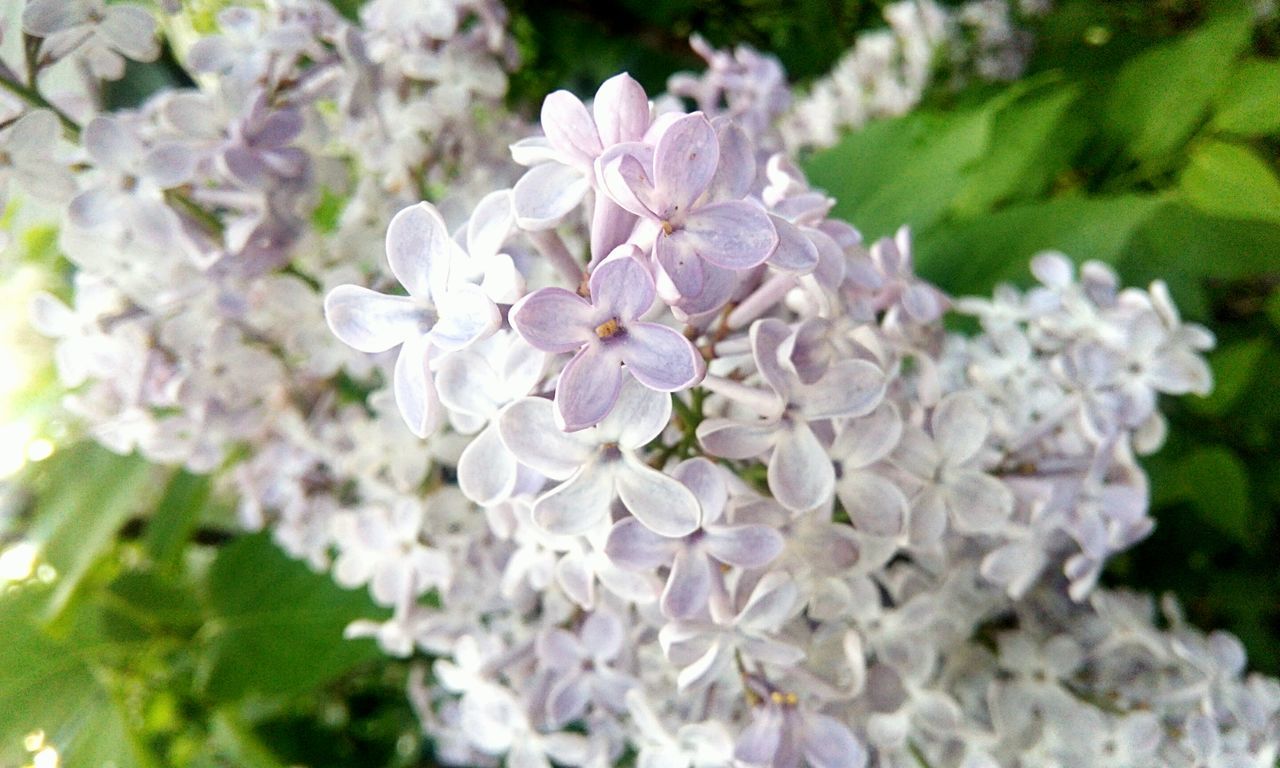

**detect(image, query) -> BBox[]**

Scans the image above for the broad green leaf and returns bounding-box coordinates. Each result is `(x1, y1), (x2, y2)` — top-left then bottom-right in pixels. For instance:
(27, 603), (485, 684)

(146, 470), (213, 575)
(0, 586), (158, 768)
(1105, 13), (1253, 163)
(951, 85), (1084, 215)
(803, 106), (994, 240)
(913, 195), (1166, 295)
(199, 533), (385, 702)
(1211, 59), (1280, 137)
(1189, 338), (1271, 416)
(1122, 204), (1280, 319)
(1179, 140), (1280, 225)
(1173, 446), (1253, 546)
(25, 443), (159, 620)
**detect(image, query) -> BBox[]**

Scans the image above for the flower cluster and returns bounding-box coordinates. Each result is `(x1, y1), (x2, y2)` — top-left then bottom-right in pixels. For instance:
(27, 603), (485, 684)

(5, 1), (1277, 766)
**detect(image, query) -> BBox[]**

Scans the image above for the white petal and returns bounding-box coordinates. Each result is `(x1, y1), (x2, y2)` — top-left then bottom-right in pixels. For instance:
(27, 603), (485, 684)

(932, 392), (989, 464)
(736, 571), (797, 630)
(696, 418), (777, 459)
(393, 335), (439, 438)
(458, 423), (519, 506)
(512, 162), (588, 231)
(616, 456), (700, 537)
(324, 285), (423, 354)
(597, 376), (672, 449)
(768, 422), (834, 512)
(499, 398), (593, 480)
(533, 464), (615, 536)
(838, 472), (908, 538)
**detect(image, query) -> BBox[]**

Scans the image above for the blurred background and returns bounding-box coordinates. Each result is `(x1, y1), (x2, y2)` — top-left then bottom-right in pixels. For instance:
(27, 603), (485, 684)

(1, 0), (1278, 765)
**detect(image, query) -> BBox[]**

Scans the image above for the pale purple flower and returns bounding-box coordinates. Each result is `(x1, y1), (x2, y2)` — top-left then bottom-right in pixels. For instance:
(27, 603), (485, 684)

(325, 202), (501, 436)
(537, 609), (636, 727)
(605, 457), (783, 619)
(23, 0), (159, 81)
(734, 695), (867, 768)
(598, 112), (779, 301)
(509, 249), (703, 431)
(892, 391), (1014, 543)
(498, 378), (699, 538)
(698, 319), (886, 511)
(0, 110), (75, 205)
(832, 403), (909, 539)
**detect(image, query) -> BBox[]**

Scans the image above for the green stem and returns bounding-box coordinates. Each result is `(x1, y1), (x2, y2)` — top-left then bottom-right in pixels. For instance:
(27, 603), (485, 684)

(0, 73), (79, 137)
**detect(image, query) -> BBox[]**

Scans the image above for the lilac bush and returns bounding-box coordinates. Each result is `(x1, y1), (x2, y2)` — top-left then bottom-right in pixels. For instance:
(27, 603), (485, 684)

(2, 1), (1277, 766)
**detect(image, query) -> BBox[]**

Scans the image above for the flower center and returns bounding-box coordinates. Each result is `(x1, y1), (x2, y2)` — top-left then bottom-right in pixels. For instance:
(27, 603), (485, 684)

(661, 220), (674, 235)
(769, 691), (799, 707)
(595, 318), (621, 339)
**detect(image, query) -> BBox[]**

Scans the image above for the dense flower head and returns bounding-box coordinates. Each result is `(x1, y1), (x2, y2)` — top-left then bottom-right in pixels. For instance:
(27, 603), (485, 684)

(5, 1), (1277, 766)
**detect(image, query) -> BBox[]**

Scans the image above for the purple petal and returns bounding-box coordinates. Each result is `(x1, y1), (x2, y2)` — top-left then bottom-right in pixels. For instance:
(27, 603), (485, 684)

(703, 524), (784, 569)
(581, 610), (626, 661)
(143, 143), (195, 188)
(597, 377), (672, 448)
(750, 318), (795, 401)
(671, 457), (727, 524)
(83, 116), (142, 171)
(616, 456), (700, 537)
(386, 203), (456, 301)
(458, 423), (518, 506)
(593, 73), (650, 145)
(696, 418), (777, 460)
(932, 393), (989, 464)
(653, 113), (719, 215)
(797, 360), (886, 421)
(393, 335), (439, 438)
(802, 714), (867, 768)
(654, 235), (706, 298)
(512, 161), (589, 231)
(430, 283), (499, 351)
(837, 472), (907, 538)
(619, 322), (703, 392)
(499, 397), (594, 479)
(534, 464), (615, 536)
(589, 252), (655, 320)
(706, 119), (754, 201)
(944, 471), (1013, 533)
(68, 188), (116, 229)
(661, 548), (712, 618)
(768, 422), (834, 511)
(736, 572), (797, 629)
(324, 284), (423, 353)
(735, 708), (783, 765)
(252, 109), (304, 147)
(767, 216), (820, 273)
(834, 403), (902, 468)
(510, 287), (596, 353)
(677, 201), (777, 270)
(598, 143), (658, 219)
(22, 0), (83, 36)
(542, 90), (602, 169)
(547, 674), (591, 728)
(605, 518), (676, 569)
(100, 6), (159, 61)
(556, 346), (626, 431)
(590, 195), (638, 264)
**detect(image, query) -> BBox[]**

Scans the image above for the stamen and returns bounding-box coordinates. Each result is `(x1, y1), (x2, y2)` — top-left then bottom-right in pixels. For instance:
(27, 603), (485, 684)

(661, 220), (674, 236)
(595, 318), (621, 339)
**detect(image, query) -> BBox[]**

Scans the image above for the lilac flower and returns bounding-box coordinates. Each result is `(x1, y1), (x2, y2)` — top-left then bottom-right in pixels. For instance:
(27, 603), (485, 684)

(509, 249), (704, 431)
(325, 202), (501, 436)
(498, 378), (699, 538)
(698, 319), (886, 511)
(23, 0), (159, 81)
(598, 112), (779, 301)
(605, 458), (784, 618)
(734, 694), (867, 768)
(537, 610), (636, 727)
(0, 110), (75, 205)
(891, 391), (1014, 543)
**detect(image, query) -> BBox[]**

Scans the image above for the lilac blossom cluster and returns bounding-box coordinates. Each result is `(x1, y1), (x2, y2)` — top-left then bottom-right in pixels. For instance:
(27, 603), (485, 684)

(5, 2), (1278, 766)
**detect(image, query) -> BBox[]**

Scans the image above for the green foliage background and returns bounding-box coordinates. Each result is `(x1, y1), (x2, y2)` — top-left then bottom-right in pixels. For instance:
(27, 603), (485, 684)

(1, 0), (1278, 766)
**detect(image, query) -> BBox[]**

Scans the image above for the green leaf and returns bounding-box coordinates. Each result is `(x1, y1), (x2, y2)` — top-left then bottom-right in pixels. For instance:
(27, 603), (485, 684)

(1172, 446), (1253, 546)
(1104, 12), (1253, 163)
(1211, 59), (1280, 136)
(912, 195), (1166, 295)
(1179, 140), (1280, 225)
(1189, 338), (1271, 416)
(26, 444), (159, 620)
(0, 586), (159, 768)
(146, 470), (213, 575)
(951, 85), (1084, 215)
(199, 533), (385, 702)
(803, 105), (994, 240)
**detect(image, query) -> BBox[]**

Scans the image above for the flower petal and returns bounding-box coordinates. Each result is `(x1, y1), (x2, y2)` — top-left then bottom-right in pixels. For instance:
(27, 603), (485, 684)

(597, 376), (672, 449)
(512, 162), (589, 231)
(593, 73), (650, 146)
(393, 335), (439, 438)
(677, 201), (777, 270)
(802, 715), (868, 768)
(605, 518), (676, 569)
(703, 524), (784, 569)
(932, 392), (989, 464)
(386, 202), (456, 301)
(499, 398), (593, 479)
(541, 90), (602, 168)
(619, 322), (703, 392)
(510, 287), (596, 353)
(324, 285), (424, 353)
(697, 418), (777, 460)
(430, 283), (499, 351)
(534, 464), (615, 536)
(555, 346), (626, 431)
(616, 456), (700, 537)
(944, 470), (1013, 533)
(654, 235), (706, 298)
(590, 252), (655, 321)
(661, 548), (712, 618)
(653, 113), (719, 215)
(467, 189), (514, 262)
(458, 423), (519, 506)
(797, 359), (886, 421)
(837, 472), (908, 538)
(768, 422), (834, 512)
(736, 571), (797, 629)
